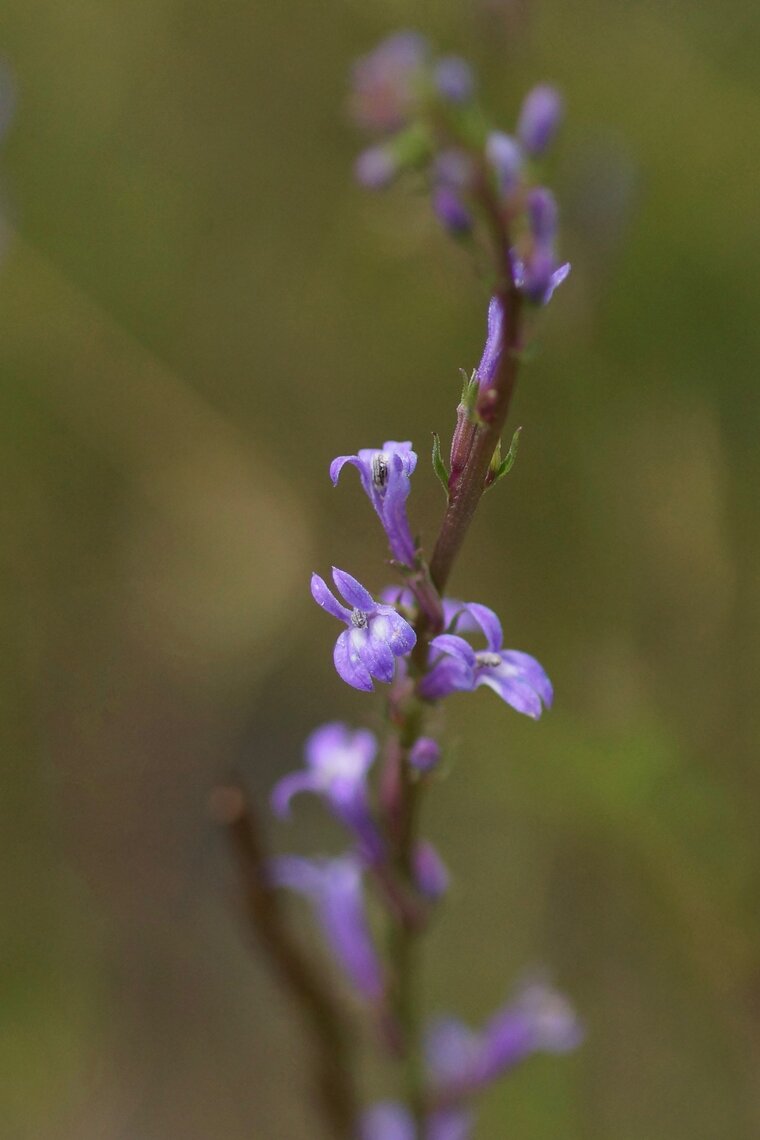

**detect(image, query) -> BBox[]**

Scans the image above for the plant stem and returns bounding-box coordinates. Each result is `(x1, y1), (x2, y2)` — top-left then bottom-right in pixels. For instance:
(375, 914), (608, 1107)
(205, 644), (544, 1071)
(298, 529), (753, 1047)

(212, 785), (358, 1139)
(387, 175), (525, 1127)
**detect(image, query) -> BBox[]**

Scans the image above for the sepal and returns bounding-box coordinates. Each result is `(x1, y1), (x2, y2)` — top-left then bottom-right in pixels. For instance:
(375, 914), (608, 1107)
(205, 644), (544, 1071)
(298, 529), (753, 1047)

(485, 426), (522, 490)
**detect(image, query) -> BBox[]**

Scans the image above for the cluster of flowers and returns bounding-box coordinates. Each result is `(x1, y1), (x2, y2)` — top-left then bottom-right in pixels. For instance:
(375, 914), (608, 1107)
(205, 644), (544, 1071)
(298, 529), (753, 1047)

(268, 338), (578, 1137)
(352, 31), (569, 307)
(260, 32), (581, 1139)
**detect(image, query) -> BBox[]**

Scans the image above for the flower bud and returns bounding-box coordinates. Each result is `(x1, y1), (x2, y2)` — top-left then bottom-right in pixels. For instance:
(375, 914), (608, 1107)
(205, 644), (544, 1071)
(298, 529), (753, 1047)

(517, 84), (563, 156)
(485, 131), (523, 195)
(409, 736), (441, 772)
(432, 186), (472, 236)
(434, 56), (475, 103)
(414, 840), (449, 900)
(526, 187), (558, 244)
(354, 145), (398, 189)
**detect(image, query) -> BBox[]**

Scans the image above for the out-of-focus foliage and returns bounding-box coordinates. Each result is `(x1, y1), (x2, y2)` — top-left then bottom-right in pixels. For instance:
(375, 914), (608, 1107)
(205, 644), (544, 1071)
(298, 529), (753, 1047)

(2, 1), (759, 1136)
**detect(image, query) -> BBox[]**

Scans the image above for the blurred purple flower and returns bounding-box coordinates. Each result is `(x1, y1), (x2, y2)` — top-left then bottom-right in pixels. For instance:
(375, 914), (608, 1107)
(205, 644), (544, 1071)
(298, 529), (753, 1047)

(512, 249), (570, 306)
(434, 56), (475, 103)
(513, 186), (569, 304)
(350, 32), (430, 132)
(432, 185), (472, 236)
(355, 145), (398, 189)
(409, 737), (441, 772)
(413, 840), (450, 900)
(312, 568), (416, 691)
(485, 131), (523, 195)
(270, 854), (383, 1001)
(331, 440), (418, 566)
(271, 722), (383, 859)
(426, 981), (582, 1098)
(419, 601), (552, 718)
(517, 84), (564, 157)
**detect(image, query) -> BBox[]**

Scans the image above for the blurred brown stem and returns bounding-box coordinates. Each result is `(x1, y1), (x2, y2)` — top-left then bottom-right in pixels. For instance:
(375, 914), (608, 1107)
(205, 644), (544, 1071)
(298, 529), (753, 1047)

(211, 785), (358, 1139)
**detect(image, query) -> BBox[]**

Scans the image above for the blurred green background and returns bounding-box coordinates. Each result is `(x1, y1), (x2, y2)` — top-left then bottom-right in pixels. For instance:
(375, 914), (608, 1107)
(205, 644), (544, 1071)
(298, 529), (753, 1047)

(2, 0), (760, 1136)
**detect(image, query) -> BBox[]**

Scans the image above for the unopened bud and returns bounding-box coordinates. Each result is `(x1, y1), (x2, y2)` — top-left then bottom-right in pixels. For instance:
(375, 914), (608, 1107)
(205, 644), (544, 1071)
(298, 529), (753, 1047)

(517, 84), (563, 157)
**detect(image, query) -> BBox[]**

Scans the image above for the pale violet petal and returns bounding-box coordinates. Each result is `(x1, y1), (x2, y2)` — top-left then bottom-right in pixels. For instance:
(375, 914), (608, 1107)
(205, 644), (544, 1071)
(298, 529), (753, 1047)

(334, 630), (374, 692)
(311, 572), (350, 622)
(332, 567), (376, 612)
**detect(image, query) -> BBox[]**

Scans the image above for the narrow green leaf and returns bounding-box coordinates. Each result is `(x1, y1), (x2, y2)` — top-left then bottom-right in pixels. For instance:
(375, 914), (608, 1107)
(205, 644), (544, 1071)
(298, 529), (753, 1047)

(431, 433), (450, 497)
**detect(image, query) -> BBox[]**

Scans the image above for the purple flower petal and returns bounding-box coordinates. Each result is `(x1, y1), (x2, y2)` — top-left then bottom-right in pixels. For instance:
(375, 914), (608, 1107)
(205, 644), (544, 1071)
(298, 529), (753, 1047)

(318, 857), (384, 1000)
(475, 669), (544, 718)
(353, 625), (396, 684)
(332, 567), (376, 612)
(475, 296), (505, 387)
(375, 606), (417, 655)
(270, 770), (322, 817)
(499, 650), (553, 708)
(272, 855), (383, 1001)
(305, 722), (377, 775)
(311, 572), (351, 622)
(334, 630), (374, 692)
(419, 654), (474, 700)
(463, 603), (503, 652)
(329, 453), (365, 488)
(429, 633), (477, 666)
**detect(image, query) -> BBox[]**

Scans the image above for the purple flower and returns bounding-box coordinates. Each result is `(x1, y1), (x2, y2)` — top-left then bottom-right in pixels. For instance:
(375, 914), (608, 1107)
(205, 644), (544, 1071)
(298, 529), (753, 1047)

(330, 441), (418, 566)
(432, 186), (472, 236)
(418, 601), (552, 718)
(355, 145), (398, 189)
(409, 737), (441, 772)
(426, 982), (582, 1099)
(414, 840), (450, 900)
(270, 854), (383, 1001)
(512, 186), (570, 304)
(312, 568), (416, 691)
(485, 131), (523, 196)
(271, 723), (383, 859)
(350, 32), (430, 133)
(513, 249), (571, 306)
(434, 56), (475, 103)
(517, 84), (564, 157)
(360, 1102), (416, 1140)
(475, 296), (504, 387)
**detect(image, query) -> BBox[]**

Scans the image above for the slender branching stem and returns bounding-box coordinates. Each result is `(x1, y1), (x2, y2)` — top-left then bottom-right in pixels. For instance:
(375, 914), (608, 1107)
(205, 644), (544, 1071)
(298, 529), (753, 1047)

(211, 786), (359, 1139)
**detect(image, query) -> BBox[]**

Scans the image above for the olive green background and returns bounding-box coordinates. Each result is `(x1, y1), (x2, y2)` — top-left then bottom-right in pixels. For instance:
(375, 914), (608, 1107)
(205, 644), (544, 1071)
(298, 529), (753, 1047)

(3, 1), (759, 1136)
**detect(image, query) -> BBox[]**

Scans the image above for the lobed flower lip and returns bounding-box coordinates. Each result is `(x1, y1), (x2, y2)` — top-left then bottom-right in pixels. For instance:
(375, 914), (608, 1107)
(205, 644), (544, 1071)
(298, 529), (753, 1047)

(312, 567), (416, 691)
